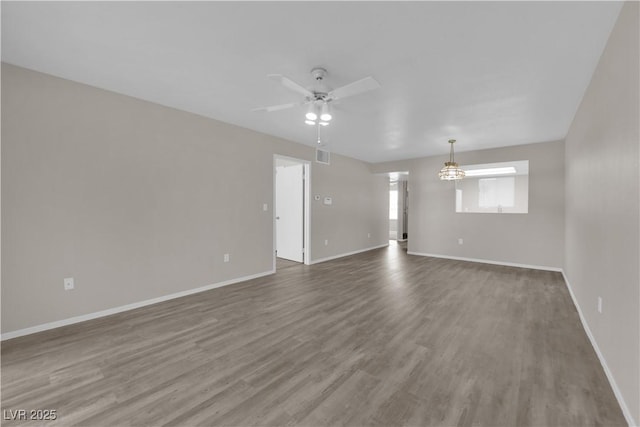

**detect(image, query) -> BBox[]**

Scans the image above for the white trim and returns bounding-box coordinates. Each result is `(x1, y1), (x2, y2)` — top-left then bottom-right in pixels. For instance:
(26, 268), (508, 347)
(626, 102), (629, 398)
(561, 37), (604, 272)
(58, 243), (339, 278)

(303, 162), (311, 264)
(562, 271), (637, 427)
(1, 270), (274, 341)
(310, 243), (389, 265)
(407, 251), (562, 272)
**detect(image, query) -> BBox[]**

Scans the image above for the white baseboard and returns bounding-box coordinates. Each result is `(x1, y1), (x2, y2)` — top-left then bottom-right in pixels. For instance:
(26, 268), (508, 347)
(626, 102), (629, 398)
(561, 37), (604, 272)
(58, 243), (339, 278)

(562, 271), (637, 427)
(407, 251), (562, 272)
(1, 270), (275, 341)
(311, 243), (389, 265)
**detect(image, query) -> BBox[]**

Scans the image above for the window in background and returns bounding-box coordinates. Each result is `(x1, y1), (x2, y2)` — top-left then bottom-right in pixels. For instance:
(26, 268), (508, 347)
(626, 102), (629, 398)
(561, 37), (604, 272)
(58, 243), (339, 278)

(455, 160), (529, 214)
(478, 177), (515, 209)
(389, 189), (398, 220)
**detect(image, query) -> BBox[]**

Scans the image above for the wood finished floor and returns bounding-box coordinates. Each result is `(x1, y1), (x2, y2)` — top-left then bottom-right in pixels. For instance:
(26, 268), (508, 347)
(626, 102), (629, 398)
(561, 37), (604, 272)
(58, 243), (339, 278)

(1, 243), (626, 427)
(276, 257), (302, 271)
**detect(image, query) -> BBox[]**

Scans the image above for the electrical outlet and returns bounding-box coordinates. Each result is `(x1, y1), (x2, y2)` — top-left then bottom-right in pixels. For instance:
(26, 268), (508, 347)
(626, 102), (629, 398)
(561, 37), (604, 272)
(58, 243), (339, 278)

(458, 238), (464, 245)
(262, 203), (268, 211)
(224, 253), (230, 263)
(324, 239), (328, 246)
(64, 277), (74, 291)
(367, 233), (371, 238)
(598, 297), (602, 314)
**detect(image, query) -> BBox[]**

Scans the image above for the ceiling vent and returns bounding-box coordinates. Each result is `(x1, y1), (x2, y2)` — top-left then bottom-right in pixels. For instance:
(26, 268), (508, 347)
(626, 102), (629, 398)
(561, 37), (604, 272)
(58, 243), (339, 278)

(316, 148), (330, 165)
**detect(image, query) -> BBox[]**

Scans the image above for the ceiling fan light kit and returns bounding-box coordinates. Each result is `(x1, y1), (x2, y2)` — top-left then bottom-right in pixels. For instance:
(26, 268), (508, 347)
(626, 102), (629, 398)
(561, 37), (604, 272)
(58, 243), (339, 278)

(308, 103), (331, 126)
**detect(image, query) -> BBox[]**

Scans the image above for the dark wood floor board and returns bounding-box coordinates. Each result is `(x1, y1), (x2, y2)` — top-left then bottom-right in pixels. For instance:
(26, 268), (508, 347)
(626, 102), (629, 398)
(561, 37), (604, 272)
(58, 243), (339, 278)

(1, 243), (626, 426)
(276, 257), (302, 271)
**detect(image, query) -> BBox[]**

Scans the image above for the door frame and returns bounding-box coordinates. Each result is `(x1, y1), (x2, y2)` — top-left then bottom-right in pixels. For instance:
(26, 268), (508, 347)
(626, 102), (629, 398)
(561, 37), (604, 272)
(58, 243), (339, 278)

(273, 155), (311, 268)
(382, 171), (409, 242)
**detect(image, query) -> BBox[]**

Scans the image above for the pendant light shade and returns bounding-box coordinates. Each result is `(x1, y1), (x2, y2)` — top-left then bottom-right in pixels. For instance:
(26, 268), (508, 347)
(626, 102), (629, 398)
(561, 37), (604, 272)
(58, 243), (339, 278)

(305, 104), (318, 121)
(320, 103), (332, 121)
(438, 139), (465, 180)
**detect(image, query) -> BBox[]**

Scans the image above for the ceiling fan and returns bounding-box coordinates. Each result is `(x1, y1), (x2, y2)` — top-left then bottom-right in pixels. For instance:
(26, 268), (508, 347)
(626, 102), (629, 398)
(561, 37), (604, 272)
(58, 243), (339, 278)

(253, 67), (380, 126)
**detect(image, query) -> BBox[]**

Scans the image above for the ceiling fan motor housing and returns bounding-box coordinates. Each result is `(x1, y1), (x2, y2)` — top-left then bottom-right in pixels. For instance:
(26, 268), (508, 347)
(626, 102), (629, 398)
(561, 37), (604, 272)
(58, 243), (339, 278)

(311, 67), (327, 81)
(310, 68), (329, 101)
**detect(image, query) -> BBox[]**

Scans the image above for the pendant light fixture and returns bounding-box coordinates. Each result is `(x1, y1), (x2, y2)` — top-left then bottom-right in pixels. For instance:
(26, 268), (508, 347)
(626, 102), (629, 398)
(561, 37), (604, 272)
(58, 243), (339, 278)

(438, 139), (465, 180)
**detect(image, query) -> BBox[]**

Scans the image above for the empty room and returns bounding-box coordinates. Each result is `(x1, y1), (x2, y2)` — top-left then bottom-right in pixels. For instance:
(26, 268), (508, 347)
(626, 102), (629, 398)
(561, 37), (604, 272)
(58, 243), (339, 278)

(1, 2), (638, 427)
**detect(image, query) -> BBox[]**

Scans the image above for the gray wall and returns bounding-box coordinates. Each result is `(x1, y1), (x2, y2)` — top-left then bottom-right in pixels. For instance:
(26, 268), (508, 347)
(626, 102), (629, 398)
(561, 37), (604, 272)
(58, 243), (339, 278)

(565, 1), (639, 423)
(374, 141), (565, 269)
(1, 64), (389, 334)
(310, 154), (389, 261)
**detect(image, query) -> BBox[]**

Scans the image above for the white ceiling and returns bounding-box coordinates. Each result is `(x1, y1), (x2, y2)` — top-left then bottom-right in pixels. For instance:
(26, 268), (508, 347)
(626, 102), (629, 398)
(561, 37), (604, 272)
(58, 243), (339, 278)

(1, 1), (623, 163)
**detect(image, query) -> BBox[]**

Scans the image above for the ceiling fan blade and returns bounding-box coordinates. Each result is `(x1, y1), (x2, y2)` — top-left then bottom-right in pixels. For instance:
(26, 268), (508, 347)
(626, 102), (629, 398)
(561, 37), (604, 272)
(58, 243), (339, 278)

(268, 74), (314, 98)
(252, 102), (302, 113)
(328, 76), (380, 101)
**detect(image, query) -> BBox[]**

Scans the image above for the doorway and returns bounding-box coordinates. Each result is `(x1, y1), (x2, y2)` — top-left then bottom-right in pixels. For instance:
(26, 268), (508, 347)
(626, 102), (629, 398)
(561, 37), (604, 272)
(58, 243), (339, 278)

(274, 155), (311, 269)
(389, 172), (409, 243)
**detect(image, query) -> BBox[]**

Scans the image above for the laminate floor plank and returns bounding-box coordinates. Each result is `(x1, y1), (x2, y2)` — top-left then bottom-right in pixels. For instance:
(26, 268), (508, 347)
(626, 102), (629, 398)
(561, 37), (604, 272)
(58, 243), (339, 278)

(1, 243), (626, 426)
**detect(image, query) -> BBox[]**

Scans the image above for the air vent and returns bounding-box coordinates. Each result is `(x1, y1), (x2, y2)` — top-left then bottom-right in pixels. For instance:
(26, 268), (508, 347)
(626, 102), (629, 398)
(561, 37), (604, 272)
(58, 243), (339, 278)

(316, 148), (330, 165)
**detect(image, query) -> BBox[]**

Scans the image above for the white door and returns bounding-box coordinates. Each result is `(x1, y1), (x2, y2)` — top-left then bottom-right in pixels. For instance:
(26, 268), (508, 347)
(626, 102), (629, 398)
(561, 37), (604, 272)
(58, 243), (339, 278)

(276, 164), (304, 262)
